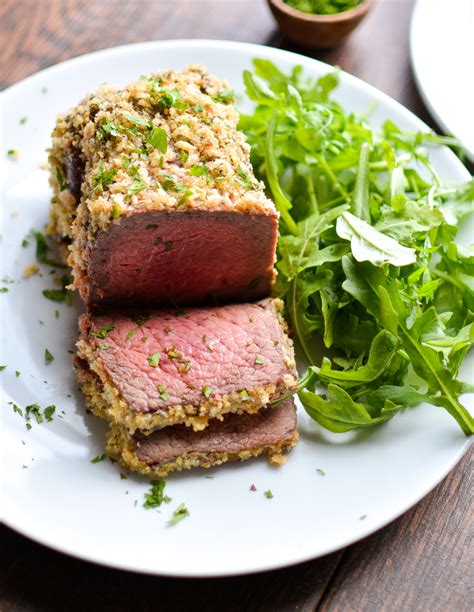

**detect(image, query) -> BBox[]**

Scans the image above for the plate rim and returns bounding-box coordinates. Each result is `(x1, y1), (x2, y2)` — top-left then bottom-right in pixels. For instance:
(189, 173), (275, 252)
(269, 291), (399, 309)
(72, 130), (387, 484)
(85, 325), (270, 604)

(409, 0), (474, 161)
(1, 38), (471, 577)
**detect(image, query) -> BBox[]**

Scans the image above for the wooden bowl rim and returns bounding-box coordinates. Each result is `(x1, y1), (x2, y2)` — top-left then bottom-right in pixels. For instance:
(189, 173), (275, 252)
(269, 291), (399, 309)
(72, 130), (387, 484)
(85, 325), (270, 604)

(268, 0), (373, 23)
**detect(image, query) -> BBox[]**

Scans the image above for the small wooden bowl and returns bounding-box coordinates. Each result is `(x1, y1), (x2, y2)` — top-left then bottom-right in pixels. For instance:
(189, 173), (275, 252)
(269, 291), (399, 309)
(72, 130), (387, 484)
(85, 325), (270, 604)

(267, 0), (374, 49)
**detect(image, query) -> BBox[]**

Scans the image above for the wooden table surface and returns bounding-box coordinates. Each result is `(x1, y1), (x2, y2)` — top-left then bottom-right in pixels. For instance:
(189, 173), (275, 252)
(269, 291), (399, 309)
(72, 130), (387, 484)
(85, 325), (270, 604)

(1, 1), (472, 610)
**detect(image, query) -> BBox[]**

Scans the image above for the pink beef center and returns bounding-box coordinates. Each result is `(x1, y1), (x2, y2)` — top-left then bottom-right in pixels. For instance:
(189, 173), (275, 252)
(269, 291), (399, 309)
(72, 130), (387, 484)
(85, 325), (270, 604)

(88, 210), (278, 308)
(90, 300), (294, 413)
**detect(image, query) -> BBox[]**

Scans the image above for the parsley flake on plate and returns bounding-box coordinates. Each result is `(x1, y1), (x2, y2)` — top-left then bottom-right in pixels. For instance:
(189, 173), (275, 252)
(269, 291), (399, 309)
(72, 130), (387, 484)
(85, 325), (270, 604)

(91, 454), (107, 464)
(167, 503), (190, 526)
(143, 479), (172, 509)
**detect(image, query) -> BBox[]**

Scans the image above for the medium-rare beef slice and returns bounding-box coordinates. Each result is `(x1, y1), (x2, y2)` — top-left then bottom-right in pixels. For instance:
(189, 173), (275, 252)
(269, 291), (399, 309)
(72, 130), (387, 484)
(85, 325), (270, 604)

(75, 298), (298, 434)
(107, 399), (298, 477)
(48, 65), (278, 308)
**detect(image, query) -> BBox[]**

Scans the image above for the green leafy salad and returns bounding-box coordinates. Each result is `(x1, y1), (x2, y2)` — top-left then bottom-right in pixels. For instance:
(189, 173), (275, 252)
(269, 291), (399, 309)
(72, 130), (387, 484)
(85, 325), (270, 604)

(239, 59), (474, 436)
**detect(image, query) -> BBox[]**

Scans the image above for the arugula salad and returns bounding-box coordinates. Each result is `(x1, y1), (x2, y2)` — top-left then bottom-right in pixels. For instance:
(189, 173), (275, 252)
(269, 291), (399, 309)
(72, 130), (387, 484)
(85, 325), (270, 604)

(240, 59), (474, 435)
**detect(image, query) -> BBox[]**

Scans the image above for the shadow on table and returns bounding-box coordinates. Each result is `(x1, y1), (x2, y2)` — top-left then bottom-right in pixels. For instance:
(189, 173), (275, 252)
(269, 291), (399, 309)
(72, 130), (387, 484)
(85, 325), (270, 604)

(0, 523), (341, 612)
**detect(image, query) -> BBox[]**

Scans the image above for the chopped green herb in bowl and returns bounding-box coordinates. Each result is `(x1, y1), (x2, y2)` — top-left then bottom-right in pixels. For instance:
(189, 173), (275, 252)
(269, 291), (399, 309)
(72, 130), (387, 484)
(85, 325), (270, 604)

(284, 0), (362, 14)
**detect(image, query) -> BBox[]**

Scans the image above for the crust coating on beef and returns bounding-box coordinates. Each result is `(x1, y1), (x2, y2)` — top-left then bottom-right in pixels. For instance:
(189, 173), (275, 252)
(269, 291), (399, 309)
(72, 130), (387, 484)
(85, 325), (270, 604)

(106, 423), (298, 477)
(47, 65), (277, 299)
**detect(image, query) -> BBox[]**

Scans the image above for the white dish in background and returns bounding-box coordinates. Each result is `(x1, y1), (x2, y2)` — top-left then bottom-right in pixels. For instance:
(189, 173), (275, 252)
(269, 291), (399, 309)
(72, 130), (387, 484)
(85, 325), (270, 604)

(0, 40), (472, 577)
(410, 0), (474, 160)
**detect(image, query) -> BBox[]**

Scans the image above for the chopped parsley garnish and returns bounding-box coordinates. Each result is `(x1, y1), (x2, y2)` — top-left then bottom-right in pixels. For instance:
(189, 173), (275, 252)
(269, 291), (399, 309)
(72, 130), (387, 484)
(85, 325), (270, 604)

(157, 384), (169, 401)
(147, 352), (161, 367)
(33, 230), (67, 269)
(193, 103), (204, 113)
(92, 165), (117, 193)
(264, 489), (274, 499)
(189, 165), (209, 177)
(98, 343), (108, 350)
(177, 189), (193, 207)
(127, 177), (147, 197)
(44, 405), (56, 422)
(112, 204), (122, 219)
(19, 116), (28, 125)
(126, 328), (137, 341)
(143, 479), (172, 509)
(41, 87), (47, 94)
(179, 150), (189, 164)
(15, 371), (20, 377)
(147, 127), (168, 153)
(146, 223), (158, 230)
(0, 365), (6, 371)
(236, 165), (252, 188)
(202, 385), (213, 399)
(12, 404), (23, 416)
(56, 167), (69, 191)
(123, 112), (151, 128)
(167, 503), (190, 526)
(7, 149), (19, 159)
(26, 404), (43, 424)
(91, 325), (114, 339)
(43, 286), (71, 303)
(120, 472), (128, 480)
(180, 361), (192, 373)
(359, 514), (367, 520)
(44, 348), (54, 364)
(159, 174), (186, 193)
(22, 238), (29, 247)
(91, 453), (107, 464)
(0, 288), (8, 293)
(98, 120), (121, 140)
(239, 389), (249, 401)
(164, 240), (173, 251)
(213, 90), (234, 104)
(316, 468), (326, 476)
(255, 355), (264, 365)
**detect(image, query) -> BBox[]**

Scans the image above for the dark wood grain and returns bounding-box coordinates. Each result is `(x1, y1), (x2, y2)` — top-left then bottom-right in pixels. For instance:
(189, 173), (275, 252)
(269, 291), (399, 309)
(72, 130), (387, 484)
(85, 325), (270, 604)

(318, 447), (473, 612)
(0, 523), (342, 612)
(1, 1), (471, 610)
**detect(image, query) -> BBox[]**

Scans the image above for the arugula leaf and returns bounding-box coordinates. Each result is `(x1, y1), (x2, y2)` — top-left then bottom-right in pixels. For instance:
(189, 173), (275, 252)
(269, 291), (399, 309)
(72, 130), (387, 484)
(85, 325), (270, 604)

(336, 212), (416, 267)
(300, 384), (396, 433)
(241, 58), (473, 436)
(310, 330), (399, 388)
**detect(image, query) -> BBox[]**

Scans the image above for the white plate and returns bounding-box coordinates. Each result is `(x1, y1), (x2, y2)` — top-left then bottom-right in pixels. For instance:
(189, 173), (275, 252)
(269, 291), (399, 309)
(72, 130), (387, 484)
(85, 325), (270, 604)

(1, 40), (472, 577)
(410, 0), (474, 160)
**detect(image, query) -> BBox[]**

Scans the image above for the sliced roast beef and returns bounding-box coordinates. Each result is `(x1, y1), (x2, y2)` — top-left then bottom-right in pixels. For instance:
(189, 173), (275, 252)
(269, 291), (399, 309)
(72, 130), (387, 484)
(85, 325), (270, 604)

(107, 399), (298, 477)
(48, 65), (278, 308)
(87, 208), (277, 307)
(75, 298), (298, 433)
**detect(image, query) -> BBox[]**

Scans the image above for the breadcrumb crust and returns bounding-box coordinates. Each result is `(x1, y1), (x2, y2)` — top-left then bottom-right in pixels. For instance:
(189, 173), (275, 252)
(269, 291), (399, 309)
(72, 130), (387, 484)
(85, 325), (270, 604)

(106, 424), (299, 477)
(48, 65), (278, 300)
